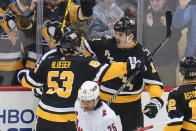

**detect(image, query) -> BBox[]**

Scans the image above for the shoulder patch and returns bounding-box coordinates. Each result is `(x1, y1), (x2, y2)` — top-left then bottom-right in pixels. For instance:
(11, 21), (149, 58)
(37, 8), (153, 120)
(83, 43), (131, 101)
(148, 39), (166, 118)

(103, 35), (113, 40)
(89, 60), (101, 68)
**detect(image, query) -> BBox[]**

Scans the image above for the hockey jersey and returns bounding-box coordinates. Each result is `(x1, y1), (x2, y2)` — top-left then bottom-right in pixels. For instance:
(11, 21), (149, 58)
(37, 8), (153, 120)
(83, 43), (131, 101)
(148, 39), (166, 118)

(75, 100), (118, 131)
(163, 83), (196, 131)
(20, 48), (132, 122)
(82, 37), (164, 103)
(9, 0), (92, 52)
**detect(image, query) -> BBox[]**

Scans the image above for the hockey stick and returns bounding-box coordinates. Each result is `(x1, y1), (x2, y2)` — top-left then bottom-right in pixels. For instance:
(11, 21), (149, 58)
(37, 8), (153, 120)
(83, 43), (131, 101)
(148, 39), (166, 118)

(107, 11), (172, 105)
(61, 0), (71, 33)
(134, 121), (166, 131)
(148, 11), (172, 59)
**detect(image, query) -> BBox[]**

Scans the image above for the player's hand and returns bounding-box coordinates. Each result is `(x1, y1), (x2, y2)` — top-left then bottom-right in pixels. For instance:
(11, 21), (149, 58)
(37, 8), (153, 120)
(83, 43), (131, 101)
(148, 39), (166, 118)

(128, 56), (142, 70)
(143, 97), (164, 118)
(127, 56), (146, 73)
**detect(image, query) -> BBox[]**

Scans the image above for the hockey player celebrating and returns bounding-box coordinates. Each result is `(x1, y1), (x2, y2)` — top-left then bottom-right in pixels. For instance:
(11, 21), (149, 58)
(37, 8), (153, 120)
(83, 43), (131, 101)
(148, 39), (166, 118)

(17, 26), (144, 131)
(163, 57), (196, 131)
(82, 17), (164, 131)
(75, 81), (119, 131)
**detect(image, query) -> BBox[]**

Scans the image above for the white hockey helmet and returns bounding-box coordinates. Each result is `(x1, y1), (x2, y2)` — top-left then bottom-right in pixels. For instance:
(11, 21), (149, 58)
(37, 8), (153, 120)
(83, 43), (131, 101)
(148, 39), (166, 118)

(78, 81), (100, 101)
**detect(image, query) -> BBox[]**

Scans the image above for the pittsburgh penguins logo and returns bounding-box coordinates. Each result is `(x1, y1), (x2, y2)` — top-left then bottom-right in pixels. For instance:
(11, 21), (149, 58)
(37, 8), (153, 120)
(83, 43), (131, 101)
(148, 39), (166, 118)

(0, 14), (18, 45)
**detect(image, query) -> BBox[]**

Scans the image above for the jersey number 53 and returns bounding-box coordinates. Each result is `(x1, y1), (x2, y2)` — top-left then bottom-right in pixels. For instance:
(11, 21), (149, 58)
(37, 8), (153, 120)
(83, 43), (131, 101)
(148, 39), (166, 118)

(46, 71), (74, 98)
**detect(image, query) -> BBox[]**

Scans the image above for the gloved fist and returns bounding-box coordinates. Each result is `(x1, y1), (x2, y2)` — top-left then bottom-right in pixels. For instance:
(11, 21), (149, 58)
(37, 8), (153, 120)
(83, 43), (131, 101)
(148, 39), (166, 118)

(127, 56), (146, 73)
(143, 97), (164, 118)
(128, 56), (142, 70)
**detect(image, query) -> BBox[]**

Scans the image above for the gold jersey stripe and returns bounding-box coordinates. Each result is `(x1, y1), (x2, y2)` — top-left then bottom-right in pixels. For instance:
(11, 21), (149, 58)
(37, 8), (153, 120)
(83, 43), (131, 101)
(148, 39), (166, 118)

(25, 60), (36, 68)
(36, 107), (77, 122)
(0, 8), (6, 16)
(69, 2), (80, 23)
(100, 91), (141, 103)
(102, 62), (127, 82)
(9, 3), (21, 15)
(146, 84), (163, 98)
(42, 27), (51, 42)
(182, 121), (196, 130)
(163, 125), (182, 131)
(21, 77), (34, 89)
(78, 7), (90, 20)
(0, 60), (24, 71)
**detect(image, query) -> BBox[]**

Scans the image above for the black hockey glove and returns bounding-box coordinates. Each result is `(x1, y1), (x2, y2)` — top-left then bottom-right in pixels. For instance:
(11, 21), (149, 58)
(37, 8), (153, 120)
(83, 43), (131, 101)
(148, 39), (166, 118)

(143, 97), (164, 118)
(127, 56), (146, 76)
(80, 0), (95, 17)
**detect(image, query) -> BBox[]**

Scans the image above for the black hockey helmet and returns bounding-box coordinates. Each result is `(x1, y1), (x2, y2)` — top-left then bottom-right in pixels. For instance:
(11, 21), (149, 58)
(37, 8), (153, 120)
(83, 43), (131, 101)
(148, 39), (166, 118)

(54, 26), (81, 54)
(114, 17), (136, 37)
(180, 57), (196, 79)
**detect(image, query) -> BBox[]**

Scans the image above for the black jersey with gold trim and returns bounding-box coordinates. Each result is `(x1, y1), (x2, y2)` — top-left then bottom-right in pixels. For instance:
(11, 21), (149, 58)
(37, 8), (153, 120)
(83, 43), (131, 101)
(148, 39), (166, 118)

(83, 37), (163, 103)
(164, 84), (196, 131)
(20, 48), (129, 122)
(43, 1), (89, 23)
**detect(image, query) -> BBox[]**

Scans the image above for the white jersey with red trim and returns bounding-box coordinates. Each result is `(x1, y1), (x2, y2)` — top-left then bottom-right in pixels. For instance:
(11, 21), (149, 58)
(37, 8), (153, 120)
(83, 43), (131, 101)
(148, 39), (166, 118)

(75, 100), (118, 131)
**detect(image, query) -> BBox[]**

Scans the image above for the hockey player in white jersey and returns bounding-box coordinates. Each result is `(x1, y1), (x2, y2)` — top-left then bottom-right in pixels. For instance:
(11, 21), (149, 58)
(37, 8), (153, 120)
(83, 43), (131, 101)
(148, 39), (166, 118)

(75, 81), (119, 131)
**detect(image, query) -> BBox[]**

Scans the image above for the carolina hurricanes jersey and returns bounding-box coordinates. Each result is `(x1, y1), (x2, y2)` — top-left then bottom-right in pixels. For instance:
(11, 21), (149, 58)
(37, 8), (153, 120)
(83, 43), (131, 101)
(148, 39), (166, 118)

(83, 37), (163, 103)
(21, 48), (130, 122)
(163, 83), (196, 131)
(75, 100), (118, 131)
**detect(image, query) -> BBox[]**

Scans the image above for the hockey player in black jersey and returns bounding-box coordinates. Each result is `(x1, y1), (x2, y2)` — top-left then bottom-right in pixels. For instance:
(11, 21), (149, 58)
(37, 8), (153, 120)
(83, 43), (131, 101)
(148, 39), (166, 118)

(13, 0), (96, 52)
(163, 57), (196, 131)
(82, 17), (164, 131)
(17, 26), (143, 131)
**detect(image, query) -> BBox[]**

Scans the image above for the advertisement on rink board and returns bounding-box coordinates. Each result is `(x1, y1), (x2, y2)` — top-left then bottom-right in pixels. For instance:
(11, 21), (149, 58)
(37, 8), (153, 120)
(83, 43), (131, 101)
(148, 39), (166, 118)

(0, 87), (39, 131)
(0, 86), (174, 131)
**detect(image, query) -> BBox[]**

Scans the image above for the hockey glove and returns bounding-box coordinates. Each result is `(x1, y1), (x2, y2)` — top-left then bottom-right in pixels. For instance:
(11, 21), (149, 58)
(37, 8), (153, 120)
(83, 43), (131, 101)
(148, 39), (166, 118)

(143, 97), (164, 118)
(127, 56), (146, 74)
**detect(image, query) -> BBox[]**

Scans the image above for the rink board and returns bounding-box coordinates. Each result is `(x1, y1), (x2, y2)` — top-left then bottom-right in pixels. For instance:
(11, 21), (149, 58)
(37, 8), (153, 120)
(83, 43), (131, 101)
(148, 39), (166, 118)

(0, 86), (174, 131)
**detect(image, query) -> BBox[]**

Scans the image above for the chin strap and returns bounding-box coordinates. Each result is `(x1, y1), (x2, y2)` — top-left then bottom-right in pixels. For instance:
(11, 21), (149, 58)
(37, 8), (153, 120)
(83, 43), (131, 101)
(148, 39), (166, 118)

(125, 36), (134, 48)
(93, 98), (99, 109)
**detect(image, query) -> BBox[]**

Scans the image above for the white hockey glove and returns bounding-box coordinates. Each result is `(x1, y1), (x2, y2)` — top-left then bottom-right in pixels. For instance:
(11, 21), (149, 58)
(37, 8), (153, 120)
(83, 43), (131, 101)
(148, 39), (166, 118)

(143, 97), (164, 118)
